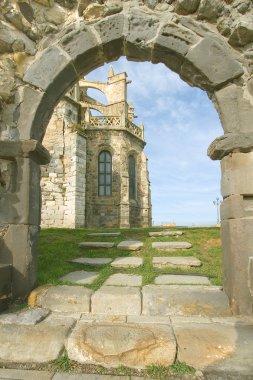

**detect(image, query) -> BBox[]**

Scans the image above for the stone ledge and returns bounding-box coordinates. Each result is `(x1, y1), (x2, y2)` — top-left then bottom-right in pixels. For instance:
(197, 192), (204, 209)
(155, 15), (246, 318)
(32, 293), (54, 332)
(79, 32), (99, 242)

(208, 133), (253, 160)
(0, 140), (50, 164)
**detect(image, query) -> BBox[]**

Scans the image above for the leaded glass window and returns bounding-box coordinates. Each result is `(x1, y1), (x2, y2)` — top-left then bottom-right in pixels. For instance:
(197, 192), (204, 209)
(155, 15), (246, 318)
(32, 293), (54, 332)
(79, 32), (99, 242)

(129, 155), (136, 200)
(98, 151), (112, 196)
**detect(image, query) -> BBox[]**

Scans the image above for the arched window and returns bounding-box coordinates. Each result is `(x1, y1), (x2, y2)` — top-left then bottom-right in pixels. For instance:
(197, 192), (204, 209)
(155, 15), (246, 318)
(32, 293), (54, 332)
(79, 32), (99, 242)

(98, 151), (112, 196)
(129, 155), (136, 200)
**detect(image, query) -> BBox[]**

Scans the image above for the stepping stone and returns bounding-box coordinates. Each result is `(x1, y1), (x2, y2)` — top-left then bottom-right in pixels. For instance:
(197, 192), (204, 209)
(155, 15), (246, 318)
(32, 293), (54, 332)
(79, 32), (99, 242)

(60, 271), (99, 285)
(0, 308), (49, 326)
(79, 242), (114, 249)
(142, 285), (231, 317)
(153, 256), (201, 269)
(87, 232), (121, 237)
(117, 240), (143, 251)
(34, 285), (93, 313)
(66, 322), (176, 369)
(92, 286), (141, 315)
(104, 274), (142, 287)
(174, 322), (253, 373)
(155, 275), (211, 285)
(152, 242), (192, 250)
(149, 231), (184, 237)
(111, 257), (143, 269)
(0, 318), (74, 363)
(69, 257), (112, 266)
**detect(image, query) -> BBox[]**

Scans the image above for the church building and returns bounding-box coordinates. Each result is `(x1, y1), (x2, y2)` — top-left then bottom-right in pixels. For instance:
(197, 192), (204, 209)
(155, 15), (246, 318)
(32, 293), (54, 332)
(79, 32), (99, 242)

(40, 67), (152, 228)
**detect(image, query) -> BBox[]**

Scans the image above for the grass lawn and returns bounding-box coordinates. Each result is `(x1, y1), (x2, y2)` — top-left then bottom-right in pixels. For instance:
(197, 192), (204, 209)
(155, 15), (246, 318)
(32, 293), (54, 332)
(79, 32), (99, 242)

(37, 226), (223, 290)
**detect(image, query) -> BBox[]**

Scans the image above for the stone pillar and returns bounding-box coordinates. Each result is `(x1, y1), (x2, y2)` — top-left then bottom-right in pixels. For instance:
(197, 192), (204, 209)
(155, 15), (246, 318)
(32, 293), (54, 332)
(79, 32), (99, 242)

(220, 152), (253, 315)
(0, 140), (50, 299)
(120, 172), (130, 228)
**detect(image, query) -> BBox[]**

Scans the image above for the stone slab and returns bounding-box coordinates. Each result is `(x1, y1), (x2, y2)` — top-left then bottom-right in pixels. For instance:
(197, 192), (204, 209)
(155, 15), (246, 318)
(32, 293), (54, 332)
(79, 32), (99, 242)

(0, 308), (50, 325)
(155, 275), (211, 285)
(152, 242), (192, 250)
(174, 322), (253, 374)
(111, 257), (143, 269)
(87, 232), (121, 237)
(153, 256), (201, 269)
(104, 274), (142, 287)
(53, 374), (130, 380)
(66, 322), (176, 369)
(149, 231), (184, 237)
(70, 258), (112, 266)
(0, 369), (53, 380)
(60, 271), (99, 285)
(92, 286), (141, 315)
(117, 240), (143, 251)
(36, 285), (93, 313)
(0, 318), (74, 363)
(81, 314), (127, 324)
(79, 242), (114, 249)
(142, 285), (231, 317)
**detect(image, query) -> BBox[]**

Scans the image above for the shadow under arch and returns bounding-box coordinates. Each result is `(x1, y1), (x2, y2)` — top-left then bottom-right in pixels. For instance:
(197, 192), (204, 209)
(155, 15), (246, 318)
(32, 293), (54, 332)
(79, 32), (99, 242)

(14, 10), (253, 314)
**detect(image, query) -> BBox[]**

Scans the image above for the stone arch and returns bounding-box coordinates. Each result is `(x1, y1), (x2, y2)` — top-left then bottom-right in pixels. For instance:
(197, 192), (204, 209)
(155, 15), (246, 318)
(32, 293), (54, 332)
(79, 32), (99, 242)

(1, 4), (253, 315)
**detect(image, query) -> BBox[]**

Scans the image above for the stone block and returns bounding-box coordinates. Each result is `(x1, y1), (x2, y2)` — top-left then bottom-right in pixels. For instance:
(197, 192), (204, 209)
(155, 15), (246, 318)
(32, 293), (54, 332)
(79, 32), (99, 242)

(174, 322), (253, 374)
(208, 133), (253, 160)
(92, 286), (141, 315)
(69, 257), (112, 265)
(229, 18), (253, 47)
(221, 152), (253, 197)
(153, 256), (201, 269)
(0, 264), (11, 297)
(152, 241), (192, 250)
(111, 257), (143, 269)
(0, 20), (36, 55)
(0, 319), (74, 363)
(142, 285), (231, 317)
(36, 285), (93, 313)
(92, 14), (125, 62)
(154, 274), (210, 285)
(66, 322), (176, 368)
(59, 22), (103, 75)
(0, 308), (49, 325)
(125, 9), (159, 61)
(149, 230), (184, 237)
(220, 195), (253, 221)
(221, 218), (253, 315)
(88, 232), (121, 237)
(23, 45), (78, 105)
(212, 84), (253, 134)
(117, 240), (143, 250)
(60, 271), (99, 284)
(153, 22), (199, 72)
(0, 369), (53, 380)
(104, 274), (142, 287)
(181, 37), (244, 90)
(197, 0), (224, 22)
(175, 0), (200, 15)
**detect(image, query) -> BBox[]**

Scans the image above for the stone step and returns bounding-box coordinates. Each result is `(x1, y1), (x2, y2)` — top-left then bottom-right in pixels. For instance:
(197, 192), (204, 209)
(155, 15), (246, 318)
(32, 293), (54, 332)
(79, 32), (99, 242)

(87, 232), (121, 237)
(111, 257), (143, 269)
(154, 274), (211, 285)
(104, 274), (142, 287)
(117, 240), (143, 251)
(153, 256), (201, 269)
(60, 271), (99, 285)
(152, 242), (192, 250)
(142, 285), (231, 318)
(79, 242), (114, 249)
(149, 230), (184, 237)
(69, 257), (112, 266)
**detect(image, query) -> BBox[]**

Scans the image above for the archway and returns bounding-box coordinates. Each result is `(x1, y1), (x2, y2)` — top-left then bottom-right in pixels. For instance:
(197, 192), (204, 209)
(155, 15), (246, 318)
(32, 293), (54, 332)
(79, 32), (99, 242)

(1, 5), (253, 315)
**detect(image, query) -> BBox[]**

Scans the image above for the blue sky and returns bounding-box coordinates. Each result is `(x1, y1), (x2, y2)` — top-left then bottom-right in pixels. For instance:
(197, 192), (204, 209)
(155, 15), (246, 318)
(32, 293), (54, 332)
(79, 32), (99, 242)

(86, 57), (223, 226)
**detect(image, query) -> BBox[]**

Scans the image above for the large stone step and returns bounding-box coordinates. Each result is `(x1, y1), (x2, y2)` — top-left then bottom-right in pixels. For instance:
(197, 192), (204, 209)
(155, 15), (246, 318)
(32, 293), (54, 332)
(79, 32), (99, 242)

(153, 256), (201, 269)
(79, 242), (115, 249)
(152, 242), (192, 250)
(149, 230), (184, 237)
(0, 264), (12, 312)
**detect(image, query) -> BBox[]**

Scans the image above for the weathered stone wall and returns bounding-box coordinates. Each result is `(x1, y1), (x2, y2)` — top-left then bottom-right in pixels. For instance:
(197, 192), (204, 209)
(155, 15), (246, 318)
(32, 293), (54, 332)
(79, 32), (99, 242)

(0, 0), (253, 313)
(85, 127), (151, 228)
(41, 98), (86, 228)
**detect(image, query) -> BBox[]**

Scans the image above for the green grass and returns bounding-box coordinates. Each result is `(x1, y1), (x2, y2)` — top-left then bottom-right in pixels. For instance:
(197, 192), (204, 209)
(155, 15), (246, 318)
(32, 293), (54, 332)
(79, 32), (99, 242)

(37, 226), (223, 289)
(146, 361), (195, 379)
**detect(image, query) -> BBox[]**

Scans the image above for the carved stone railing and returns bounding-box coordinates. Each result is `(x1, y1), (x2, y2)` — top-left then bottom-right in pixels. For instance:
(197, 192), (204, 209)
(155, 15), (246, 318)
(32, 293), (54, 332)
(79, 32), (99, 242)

(81, 116), (144, 140)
